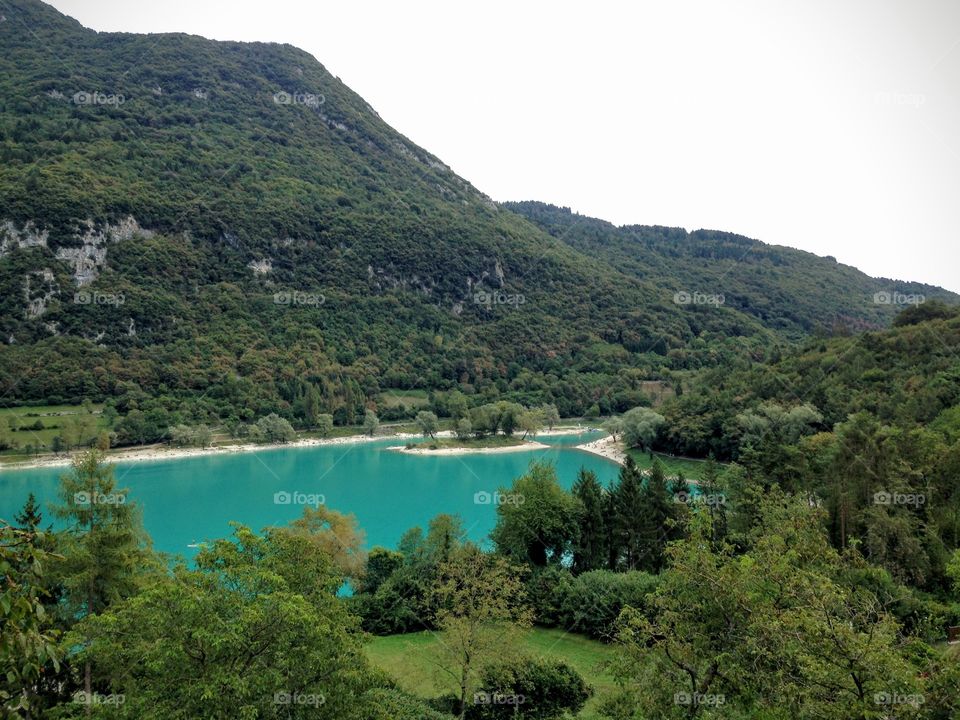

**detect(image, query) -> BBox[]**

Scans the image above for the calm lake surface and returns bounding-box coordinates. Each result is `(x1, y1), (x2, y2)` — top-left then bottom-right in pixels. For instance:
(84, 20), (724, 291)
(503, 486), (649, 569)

(0, 431), (616, 559)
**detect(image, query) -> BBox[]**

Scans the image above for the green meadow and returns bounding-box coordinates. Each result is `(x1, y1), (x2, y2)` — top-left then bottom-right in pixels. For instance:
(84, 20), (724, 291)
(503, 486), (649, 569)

(365, 628), (617, 720)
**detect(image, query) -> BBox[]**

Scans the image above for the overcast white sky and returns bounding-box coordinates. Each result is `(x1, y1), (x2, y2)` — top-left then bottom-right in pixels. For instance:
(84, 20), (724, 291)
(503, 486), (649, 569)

(48, 0), (960, 291)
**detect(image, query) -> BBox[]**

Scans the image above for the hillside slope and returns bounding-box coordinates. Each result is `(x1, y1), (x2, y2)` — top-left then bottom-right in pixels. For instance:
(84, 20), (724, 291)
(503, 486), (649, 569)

(505, 201), (957, 338)
(656, 302), (960, 459)
(0, 0), (953, 427)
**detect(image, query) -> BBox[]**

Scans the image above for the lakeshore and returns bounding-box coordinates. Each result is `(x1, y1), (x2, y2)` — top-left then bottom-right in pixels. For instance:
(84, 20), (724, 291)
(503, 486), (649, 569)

(0, 426), (608, 471)
(575, 434), (627, 465)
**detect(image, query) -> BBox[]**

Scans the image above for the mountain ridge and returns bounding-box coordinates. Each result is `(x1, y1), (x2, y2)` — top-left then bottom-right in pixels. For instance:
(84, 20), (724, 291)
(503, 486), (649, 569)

(0, 0), (954, 425)
(505, 201), (956, 336)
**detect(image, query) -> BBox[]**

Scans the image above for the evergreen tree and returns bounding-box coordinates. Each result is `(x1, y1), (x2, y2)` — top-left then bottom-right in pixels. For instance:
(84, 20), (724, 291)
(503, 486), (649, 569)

(699, 456), (729, 545)
(605, 491), (619, 571)
(637, 459), (675, 572)
(51, 450), (155, 704)
(611, 457), (646, 570)
(571, 468), (607, 574)
(15, 492), (43, 531)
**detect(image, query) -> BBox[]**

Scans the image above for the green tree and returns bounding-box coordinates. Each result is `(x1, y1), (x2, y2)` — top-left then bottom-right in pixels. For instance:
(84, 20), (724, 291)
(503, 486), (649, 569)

(254, 413), (296, 443)
(316, 413), (335, 438)
(416, 410), (439, 438)
(447, 391), (469, 422)
(557, 569), (658, 640)
(455, 418), (473, 440)
(539, 404), (561, 431)
(281, 506), (367, 583)
(610, 457), (645, 570)
(102, 406), (118, 427)
(14, 492), (43, 531)
(517, 409), (543, 439)
(605, 493), (923, 719)
(194, 424), (213, 448)
(619, 407), (665, 452)
(363, 410), (380, 437)
(0, 522), (61, 717)
(473, 656), (592, 719)
(604, 416), (624, 441)
(74, 524), (377, 719)
(636, 459), (678, 573)
(356, 547), (404, 595)
(490, 463), (580, 567)
(432, 545), (533, 719)
(51, 450), (155, 709)
(571, 468), (608, 573)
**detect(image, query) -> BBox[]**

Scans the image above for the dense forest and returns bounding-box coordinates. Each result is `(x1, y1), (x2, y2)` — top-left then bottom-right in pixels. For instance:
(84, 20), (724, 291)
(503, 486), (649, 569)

(3, 299), (960, 719)
(1, 0), (956, 435)
(4, 438), (959, 718)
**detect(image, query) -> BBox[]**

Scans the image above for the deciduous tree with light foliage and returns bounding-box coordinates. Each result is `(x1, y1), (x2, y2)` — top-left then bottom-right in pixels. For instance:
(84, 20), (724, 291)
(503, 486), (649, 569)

(432, 544), (533, 720)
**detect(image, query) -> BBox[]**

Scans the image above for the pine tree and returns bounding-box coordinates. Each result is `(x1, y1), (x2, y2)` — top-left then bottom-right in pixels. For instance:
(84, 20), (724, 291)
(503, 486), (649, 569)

(637, 459), (675, 572)
(611, 457), (646, 570)
(571, 468), (607, 574)
(52, 450), (155, 706)
(700, 456), (729, 545)
(15, 492), (43, 531)
(669, 471), (690, 501)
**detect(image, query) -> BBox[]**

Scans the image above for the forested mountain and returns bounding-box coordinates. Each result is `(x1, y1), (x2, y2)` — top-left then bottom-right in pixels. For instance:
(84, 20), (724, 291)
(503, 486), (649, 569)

(645, 302), (960, 599)
(0, 0), (955, 428)
(657, 301), (960, 460)
(506, 201), (958, 337)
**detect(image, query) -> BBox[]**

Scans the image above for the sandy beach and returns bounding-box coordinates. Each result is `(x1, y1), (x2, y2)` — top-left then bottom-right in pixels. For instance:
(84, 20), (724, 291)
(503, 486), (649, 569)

(386, 426), (601, 456)
(0, 432), (421, 472)
(0, 426), (603, 471)
(388, 440), (552, 455)
(575, 434), (626, 465)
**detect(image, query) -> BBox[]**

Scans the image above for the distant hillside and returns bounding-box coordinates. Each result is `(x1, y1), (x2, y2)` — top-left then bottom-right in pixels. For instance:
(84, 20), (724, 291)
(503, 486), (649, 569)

(0, 0), (953, 429)
(655, 301), (960, 459)
(505, 202), (956, 337)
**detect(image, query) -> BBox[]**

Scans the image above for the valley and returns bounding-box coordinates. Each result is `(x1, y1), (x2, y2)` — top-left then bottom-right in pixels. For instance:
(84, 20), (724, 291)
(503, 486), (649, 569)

(1, 1), (958, 719)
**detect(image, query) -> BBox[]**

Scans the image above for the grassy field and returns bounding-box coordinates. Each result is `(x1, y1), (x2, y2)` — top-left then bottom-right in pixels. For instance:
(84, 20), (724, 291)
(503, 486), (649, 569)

(0, 404), (108, 460)
(625, 449), (718, 480)
(365, 627), (618, 719)
(378, 389), (432, 411)
(410, 434), (529, 450)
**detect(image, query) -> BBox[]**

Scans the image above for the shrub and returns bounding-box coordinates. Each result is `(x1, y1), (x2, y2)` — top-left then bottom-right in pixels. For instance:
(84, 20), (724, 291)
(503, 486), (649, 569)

(470, 656), (592, 719)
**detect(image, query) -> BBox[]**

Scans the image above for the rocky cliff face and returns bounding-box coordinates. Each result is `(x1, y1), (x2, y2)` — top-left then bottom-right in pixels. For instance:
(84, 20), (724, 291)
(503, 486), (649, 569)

(52, 217), (154, 286)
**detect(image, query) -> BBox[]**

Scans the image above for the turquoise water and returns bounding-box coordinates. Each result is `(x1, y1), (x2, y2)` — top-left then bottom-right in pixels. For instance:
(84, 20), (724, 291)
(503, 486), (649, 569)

(0, 431), (617, 559)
